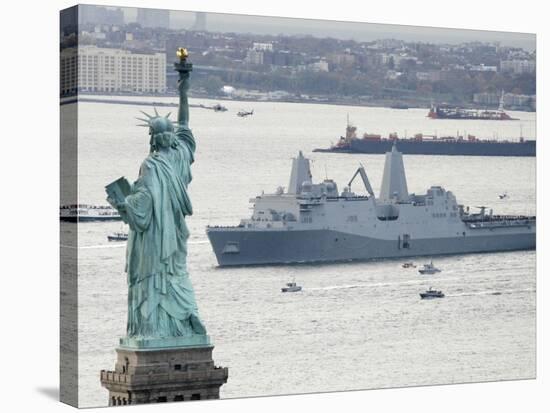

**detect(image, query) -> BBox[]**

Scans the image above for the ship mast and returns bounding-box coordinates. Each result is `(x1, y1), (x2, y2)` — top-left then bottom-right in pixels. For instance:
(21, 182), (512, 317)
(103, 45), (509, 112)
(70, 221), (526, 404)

(379, 145), (409, 202)
(498, 90), (505, 112)
(520, 124), (524, 142)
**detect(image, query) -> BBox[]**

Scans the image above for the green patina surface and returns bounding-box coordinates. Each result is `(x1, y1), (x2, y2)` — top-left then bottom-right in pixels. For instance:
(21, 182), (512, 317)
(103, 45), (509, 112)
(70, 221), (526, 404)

(106, 53), (208, 349)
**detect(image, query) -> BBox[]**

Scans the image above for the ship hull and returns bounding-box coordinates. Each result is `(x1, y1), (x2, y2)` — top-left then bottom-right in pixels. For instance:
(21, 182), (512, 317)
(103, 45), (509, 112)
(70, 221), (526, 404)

(206, 228), (535, 267)
(428, 113), (514, 120)
(314, 139), (536, 157)
(60, 216), (122, 222)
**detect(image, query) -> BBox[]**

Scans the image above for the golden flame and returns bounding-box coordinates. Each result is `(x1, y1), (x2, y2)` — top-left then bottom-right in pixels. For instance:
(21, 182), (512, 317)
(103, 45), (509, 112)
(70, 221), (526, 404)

(176, 47), (189, 61)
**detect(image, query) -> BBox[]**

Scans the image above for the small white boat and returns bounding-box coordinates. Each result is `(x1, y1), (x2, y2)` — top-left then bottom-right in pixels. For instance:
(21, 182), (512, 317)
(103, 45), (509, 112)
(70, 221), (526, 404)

(420, 287), (445, 299)
(418, 261), (441, 274)
(402, 262), (416, 268)
(281, 281), (302, 293)
(60, 204), (121, 222)
(107, 232), (128, 241)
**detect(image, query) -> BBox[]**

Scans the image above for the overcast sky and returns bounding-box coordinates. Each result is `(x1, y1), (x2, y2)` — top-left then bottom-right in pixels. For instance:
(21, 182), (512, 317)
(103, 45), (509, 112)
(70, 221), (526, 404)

(120, 8), (535, 51)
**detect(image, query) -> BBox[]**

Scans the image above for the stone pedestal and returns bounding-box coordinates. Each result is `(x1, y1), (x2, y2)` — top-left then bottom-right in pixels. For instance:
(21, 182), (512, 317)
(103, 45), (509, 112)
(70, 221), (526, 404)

(100, 345), (228, 406)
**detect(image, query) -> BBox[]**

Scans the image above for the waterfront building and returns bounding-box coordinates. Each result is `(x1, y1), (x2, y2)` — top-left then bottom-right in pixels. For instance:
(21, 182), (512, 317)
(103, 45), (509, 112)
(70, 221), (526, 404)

(474, 92), (536, 109)
(60, 46), (166, 94)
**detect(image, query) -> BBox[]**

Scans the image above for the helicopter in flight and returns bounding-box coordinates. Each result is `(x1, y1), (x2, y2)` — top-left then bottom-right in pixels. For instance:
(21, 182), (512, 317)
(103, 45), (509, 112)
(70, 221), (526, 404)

(237, 109), (254, 117)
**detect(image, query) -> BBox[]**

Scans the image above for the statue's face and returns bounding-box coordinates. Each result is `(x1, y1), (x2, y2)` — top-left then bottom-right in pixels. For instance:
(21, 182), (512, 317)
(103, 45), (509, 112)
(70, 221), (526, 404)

(149, 129), (155, 152)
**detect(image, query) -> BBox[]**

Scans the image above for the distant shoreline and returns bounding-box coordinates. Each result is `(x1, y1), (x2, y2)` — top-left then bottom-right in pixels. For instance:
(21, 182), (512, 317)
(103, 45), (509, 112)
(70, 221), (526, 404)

(61, 93), (429, 110)
(60, 93), (535, 114)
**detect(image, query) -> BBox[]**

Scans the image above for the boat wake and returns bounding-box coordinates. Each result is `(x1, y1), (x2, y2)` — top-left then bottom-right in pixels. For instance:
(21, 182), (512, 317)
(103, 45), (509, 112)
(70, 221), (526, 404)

(446, 288), (535, 297)
(62, 240), (210, 249)
(308, 277), (460, 291)
(61, 244), (125, 249)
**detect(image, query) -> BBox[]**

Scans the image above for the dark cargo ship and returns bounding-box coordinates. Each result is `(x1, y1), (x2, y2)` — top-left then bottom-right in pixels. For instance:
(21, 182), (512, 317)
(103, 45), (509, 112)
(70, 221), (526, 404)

(428, 93), (517, 120)
(428, 104), (516, 120)
(314, 123), (535, 157)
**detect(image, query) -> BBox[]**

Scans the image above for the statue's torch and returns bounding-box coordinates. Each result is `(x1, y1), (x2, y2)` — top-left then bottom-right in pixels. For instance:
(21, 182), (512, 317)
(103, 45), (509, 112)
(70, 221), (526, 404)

(174, 48), (192, 125)
(174, 47), (193, 76)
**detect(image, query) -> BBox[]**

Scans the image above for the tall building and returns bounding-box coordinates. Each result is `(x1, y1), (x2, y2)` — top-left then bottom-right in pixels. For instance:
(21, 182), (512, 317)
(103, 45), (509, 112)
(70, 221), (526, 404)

(79, 5), (124, 26)
(61, 46), (166, 94)
(190, 12), (207, 31)
(137, 8), (170, 29)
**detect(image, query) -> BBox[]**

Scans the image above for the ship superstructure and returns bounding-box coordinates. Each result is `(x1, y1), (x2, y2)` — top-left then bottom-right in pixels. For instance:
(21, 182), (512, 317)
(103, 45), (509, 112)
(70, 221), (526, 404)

(427, 105), (515, 120)
(428, 92), (516, 120)
(206, 147), (535, 266)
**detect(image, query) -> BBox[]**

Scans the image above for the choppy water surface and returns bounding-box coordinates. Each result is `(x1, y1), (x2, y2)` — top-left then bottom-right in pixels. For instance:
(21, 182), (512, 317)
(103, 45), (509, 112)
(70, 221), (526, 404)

(69, 98), (535, 407)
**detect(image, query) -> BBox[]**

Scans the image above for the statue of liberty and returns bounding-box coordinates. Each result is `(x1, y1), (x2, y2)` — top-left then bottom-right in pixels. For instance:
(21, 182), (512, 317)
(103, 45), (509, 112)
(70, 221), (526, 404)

(106, 48), (208, 348)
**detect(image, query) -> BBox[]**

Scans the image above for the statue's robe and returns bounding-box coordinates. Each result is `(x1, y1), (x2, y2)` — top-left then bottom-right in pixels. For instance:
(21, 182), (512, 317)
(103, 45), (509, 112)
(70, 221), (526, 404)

(123, 125), (205, 338)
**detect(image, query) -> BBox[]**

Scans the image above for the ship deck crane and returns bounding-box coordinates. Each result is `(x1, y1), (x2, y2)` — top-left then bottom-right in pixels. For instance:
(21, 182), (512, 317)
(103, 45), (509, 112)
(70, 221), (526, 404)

(348, 164), (375, 198)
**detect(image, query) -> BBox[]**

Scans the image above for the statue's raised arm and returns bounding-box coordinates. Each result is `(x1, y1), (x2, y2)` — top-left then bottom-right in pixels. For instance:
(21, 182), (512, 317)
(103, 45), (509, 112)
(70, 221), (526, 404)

(175, 47), (192, 127)
(174, 48), (196, 155)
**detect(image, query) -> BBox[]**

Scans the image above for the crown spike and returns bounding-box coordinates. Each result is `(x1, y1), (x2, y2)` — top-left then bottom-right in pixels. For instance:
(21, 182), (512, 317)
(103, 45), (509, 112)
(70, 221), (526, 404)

(135, 117), (151, 123)
(139, 110), (153, 119)
(165, 112), (171, 119)
(154, 107), (159, 117)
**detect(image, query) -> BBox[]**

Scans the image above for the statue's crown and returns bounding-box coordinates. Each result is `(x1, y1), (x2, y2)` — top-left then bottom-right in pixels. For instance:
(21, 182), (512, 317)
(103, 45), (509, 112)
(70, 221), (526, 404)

(136, 108), (174, 133)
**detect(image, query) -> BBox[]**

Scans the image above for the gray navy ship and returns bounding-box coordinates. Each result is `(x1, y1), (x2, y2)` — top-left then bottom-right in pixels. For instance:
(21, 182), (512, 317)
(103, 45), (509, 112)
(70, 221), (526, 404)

(206, 146), (535, 266)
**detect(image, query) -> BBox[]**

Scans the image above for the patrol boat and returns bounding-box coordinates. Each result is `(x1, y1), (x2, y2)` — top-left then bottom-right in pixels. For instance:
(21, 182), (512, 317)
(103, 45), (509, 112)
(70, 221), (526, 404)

(281, 281), (302, 293)
(420, 287), (445, 299)
(418, 261), (441, 275)
(206, 146), (535, 266)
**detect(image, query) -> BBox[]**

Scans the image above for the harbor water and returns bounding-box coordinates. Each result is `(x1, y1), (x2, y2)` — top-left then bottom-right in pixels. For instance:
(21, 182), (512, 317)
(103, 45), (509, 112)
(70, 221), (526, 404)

(64, 97), (536, 407)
